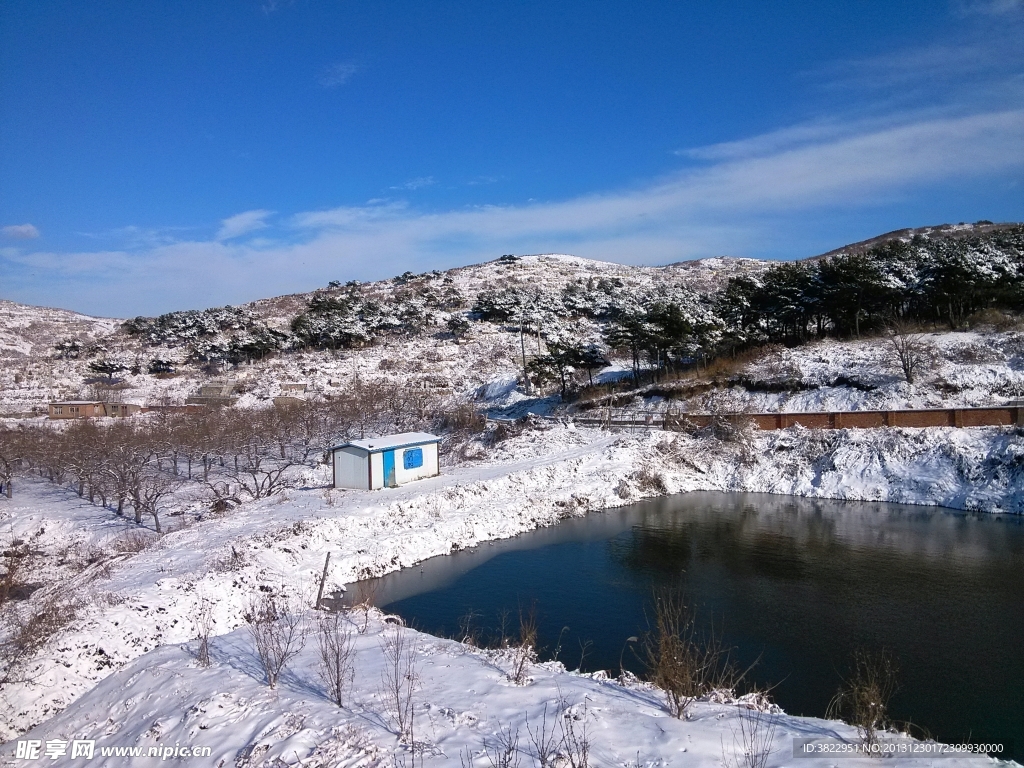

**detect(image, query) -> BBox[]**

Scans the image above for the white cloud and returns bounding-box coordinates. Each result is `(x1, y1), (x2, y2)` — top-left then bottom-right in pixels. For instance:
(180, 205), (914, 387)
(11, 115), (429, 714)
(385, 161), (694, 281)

(2, 223), (40, 239)
(679, 121), (857, 162)
(291, 200), (409, 230)
(809, 9), (1023, 105)
(3, 107), (1022, 317)
(215, 209), (274, 241)
(390, 176), (436, 191)
(319, 63), (358, 88)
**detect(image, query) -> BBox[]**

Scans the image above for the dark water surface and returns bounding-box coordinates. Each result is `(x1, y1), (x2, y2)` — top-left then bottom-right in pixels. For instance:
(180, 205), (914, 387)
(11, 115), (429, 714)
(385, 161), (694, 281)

(357, 493), (1024, 759)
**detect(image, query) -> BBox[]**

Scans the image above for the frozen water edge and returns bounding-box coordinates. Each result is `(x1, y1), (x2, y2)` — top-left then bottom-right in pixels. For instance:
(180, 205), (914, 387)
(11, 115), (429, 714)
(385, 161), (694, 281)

(2, 422), (1022, 765)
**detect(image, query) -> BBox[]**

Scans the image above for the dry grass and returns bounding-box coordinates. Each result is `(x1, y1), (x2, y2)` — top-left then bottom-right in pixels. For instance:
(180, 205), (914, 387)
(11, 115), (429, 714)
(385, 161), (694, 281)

(1, 590), (80, 686)
(194, 597), (214, 668)
(113, 526), (156, 554)
(629, 466), (668, 495)
(507, 603), (539, 685)
(827, 648), (899, 748)
(967, 307), (1024, 332)
(643, 589), (740, 719)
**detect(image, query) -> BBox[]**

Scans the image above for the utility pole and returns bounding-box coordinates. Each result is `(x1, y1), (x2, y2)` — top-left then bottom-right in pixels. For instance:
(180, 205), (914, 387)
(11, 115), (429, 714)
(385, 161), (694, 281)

(315, 552), (331, 610)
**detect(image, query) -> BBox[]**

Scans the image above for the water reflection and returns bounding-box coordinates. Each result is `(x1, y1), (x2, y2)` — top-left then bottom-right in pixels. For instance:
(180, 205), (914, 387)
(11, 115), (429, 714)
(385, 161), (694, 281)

(355, 492), (1024, 760)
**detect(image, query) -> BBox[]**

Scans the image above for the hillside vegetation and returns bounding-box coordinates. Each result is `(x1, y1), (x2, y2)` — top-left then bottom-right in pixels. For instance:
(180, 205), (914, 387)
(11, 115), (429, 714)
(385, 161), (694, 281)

(0, 222), (1022, 418)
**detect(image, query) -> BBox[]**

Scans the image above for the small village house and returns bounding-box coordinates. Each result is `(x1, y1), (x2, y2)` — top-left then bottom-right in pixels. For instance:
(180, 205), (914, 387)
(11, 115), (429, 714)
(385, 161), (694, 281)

(48, 401), (143, 419)
(331, 432), (440, 490)
(186, 381), (239, 407)
(273, 383), (309, 408)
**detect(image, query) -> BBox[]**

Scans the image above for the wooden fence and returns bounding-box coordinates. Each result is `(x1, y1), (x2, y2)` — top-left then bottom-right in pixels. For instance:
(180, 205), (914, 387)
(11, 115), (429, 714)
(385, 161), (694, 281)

(571, 406), (1024, 432)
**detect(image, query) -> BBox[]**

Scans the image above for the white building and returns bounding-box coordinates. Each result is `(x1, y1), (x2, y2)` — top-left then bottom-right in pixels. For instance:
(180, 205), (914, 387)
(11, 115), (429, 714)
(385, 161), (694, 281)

(330, 432), (441, 490)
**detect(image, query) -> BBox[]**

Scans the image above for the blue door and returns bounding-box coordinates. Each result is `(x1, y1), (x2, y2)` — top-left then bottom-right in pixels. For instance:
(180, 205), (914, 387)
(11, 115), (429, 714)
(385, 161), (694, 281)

(382, 450), (396, 488)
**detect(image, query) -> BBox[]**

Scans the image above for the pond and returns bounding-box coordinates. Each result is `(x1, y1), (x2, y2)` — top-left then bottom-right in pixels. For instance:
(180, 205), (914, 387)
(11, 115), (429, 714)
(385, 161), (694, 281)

(352, 492), (1024, 760)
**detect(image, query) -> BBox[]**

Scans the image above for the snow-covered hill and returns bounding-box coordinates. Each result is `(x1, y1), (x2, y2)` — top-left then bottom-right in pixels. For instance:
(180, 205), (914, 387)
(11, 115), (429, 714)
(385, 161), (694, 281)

(2, 221), (1023, 419)
(0, 253), (768, 416)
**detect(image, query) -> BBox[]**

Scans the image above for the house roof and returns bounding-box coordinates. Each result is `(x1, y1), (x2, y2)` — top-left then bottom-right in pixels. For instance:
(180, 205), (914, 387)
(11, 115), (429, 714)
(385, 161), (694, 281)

(332, 431), (441, 454)
(50, 401), (104, 406)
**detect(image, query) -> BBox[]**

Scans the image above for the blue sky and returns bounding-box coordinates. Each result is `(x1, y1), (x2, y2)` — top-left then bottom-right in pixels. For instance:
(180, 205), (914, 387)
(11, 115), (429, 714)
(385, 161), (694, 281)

(1, 1), (1022, 317)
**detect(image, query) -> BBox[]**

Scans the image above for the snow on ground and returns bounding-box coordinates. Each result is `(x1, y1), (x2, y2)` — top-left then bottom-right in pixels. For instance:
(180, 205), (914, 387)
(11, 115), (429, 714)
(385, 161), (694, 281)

(599, 329), (1024, 417)
(3, 421), (1024, 764)
(0, 302), (119, 361)
(3, 247), (1023, 423)
(3, 610), (989, 768)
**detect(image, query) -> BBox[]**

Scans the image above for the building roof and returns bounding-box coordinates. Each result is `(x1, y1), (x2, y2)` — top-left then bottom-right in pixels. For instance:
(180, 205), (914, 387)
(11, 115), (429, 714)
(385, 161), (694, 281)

(50, 401), (104, 406)
(332, 431), (441, 454)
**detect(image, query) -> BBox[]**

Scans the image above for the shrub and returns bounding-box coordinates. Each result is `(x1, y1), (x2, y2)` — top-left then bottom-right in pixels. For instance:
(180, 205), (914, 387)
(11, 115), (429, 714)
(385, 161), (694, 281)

(242, 594), (306, 688)
(378, 625), (420, 741)
(316, 610), (354, 706)
(642, 589), (738, 718)
(507, 603), (538, 685)
(1, 591), (79, 686)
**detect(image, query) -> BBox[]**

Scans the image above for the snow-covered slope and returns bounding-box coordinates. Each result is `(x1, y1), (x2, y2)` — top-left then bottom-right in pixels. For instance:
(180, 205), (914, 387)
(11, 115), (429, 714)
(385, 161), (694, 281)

(0, 253), (769, 415)
(0, 301), (118, 360)
(2, 421), (1023, 761)
(5, 611), (994, 768)
(588, 328), (1024, 416)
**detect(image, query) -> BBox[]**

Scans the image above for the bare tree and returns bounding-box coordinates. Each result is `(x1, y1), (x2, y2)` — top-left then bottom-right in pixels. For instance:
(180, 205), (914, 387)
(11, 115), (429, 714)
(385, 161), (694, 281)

(315, 610), (354, 706)
(194, 598), (214, 667)
(885, 318), (930, 385)
(243, 594), (306, 688)
(218, 426), (298, 500)
(378, 625), (420, 741)
(0, 427), (26, 499)
(129, 467), (179, 534)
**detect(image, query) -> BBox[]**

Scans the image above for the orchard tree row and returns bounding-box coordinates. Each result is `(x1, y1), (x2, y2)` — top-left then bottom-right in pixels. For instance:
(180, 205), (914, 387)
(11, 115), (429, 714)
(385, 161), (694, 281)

(0, 381), (469, 530)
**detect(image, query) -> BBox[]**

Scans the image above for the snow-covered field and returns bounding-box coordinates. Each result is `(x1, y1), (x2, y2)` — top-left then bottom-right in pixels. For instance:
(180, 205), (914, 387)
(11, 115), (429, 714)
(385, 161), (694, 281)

(3, 420), (1022, 765)
(0, 611), (962, 768)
